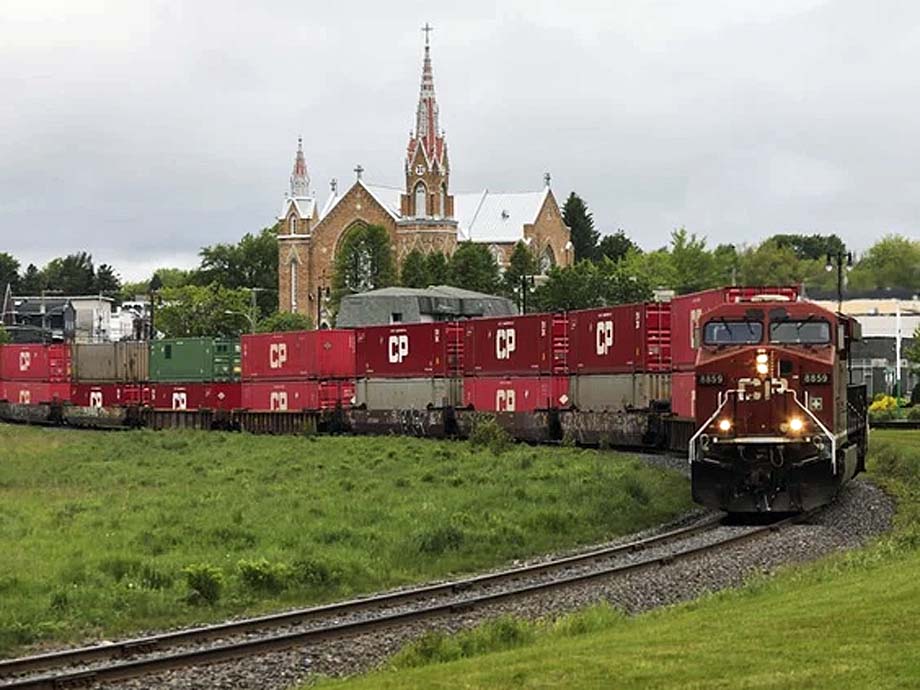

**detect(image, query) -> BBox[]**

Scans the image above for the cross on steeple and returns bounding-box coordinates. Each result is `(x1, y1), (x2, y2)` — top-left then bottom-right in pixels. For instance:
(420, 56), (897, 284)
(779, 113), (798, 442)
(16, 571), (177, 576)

(354, 164), (364, 180)
(421, 22), (433, 46)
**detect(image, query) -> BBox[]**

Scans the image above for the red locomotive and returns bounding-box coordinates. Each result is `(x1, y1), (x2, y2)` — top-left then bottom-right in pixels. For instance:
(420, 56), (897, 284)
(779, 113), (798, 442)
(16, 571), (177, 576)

(690, 297), (868, 512)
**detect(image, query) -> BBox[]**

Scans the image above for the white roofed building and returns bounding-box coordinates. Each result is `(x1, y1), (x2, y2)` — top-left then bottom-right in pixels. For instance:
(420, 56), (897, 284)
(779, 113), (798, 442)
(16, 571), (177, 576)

(276, 29), (572, 324)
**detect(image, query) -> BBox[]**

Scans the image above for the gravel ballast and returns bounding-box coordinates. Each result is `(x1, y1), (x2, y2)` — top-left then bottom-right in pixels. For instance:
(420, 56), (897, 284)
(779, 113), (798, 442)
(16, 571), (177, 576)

(91, 477), (893, 690)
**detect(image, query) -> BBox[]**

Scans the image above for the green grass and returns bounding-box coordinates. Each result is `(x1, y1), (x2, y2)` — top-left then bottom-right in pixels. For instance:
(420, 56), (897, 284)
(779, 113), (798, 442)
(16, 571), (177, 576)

(0, 424), (691, 657)
(317, 430), (920, 690)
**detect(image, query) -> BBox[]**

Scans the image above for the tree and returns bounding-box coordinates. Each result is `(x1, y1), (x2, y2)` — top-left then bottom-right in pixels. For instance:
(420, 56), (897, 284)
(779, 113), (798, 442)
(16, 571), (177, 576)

(400, 249), (430, 288)
(122, 268), (192, 301)
(670, 228), (716, 294)
(502, 241), (538, 304)
(447, 242), (501, 294)
(597, 231), (637, 264)
(849, 234), (920, 290)
(43, 252), (95, 294)
(155, 284), (251, 338)
(738, 240), (808, 285)
(529, 259), (653, 312)
(18, 264), (44, 294)
(770, 233), (846, 261)
(331, 224), (397, 305)
(93, 264), (121, 297)
(0, 324), (10, 344)
(196, 227), (279, 315)
(425, 251), (450, 285)
(562, 192), (599, 262)
(711, 244), (740, 286)
(257, 311), (314, 333)
(619, 247), (678, 290)
(0, 253), (20, 293)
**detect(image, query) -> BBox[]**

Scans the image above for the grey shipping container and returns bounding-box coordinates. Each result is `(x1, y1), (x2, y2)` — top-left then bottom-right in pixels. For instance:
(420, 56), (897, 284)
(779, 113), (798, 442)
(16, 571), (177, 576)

(568, 373), (671, 412)
(355, 377), (463, 410)
(73, 342), (150, 382)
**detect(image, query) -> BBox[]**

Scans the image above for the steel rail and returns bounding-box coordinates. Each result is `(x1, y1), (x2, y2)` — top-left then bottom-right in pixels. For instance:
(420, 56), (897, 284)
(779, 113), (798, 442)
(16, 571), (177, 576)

(0, 514), (723, 681)
(0, 512), (814, 690)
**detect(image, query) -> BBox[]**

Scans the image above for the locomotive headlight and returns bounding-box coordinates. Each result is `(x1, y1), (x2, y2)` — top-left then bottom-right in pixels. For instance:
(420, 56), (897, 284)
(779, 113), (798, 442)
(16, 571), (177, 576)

(717, 418), (732, 433)
(788, 417), (804, 433)
(755, 353), (769, 376)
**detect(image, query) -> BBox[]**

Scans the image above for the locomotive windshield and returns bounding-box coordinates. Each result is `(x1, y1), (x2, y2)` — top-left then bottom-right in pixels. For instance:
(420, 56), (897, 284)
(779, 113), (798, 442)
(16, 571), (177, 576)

(769, 319), (831, 344)
(702, 320), (763, 345)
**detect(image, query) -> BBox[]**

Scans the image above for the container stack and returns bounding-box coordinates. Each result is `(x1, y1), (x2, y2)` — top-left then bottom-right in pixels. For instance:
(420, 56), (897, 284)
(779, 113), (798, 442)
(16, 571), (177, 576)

(0, 344), (72, 405)
(354, 322), (463, 409)
(461, 313), (569, 413)
(148, 337), (242, 411)
(71, 342), (150, 407)
(240, 330), (356, 411)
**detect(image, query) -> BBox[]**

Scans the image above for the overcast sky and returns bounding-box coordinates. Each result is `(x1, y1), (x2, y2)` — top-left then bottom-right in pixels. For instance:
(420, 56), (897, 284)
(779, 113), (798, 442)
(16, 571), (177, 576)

(1, 0), (918, 280)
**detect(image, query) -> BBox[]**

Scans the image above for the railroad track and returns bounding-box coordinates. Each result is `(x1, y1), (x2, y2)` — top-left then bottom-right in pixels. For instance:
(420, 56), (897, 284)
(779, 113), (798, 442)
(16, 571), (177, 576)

(0, 511), (814, 689)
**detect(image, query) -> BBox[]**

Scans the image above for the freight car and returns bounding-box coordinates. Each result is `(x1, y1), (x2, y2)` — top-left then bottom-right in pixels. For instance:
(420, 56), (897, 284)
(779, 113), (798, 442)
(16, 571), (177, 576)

(689, 297), (868, 512)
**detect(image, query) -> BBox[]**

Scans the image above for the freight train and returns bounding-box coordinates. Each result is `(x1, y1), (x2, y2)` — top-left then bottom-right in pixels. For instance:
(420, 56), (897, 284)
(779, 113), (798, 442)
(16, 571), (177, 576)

(0, 286), (867, 512)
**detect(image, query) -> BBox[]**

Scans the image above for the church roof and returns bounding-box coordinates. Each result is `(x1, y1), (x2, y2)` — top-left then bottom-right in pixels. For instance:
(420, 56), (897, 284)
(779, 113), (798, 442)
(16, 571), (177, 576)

(454, 188), (550, 243)
(318, 180), (402, 223)
(277, 195), (316, 221)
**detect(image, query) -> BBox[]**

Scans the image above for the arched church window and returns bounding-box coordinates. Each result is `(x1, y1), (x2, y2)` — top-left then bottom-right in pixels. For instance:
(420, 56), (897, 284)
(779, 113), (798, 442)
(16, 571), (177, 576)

(289, 215), (296, 234)
(540, 246), (556, 274)
(440, 183), (447, 217)
(414, 182), (427, 217)
(290, 257), (298, 311)
(490, 244), (506, 273)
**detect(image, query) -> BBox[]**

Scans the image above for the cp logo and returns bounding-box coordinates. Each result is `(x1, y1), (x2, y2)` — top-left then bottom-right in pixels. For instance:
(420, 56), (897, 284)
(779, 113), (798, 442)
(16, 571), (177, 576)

(19, 390), (31, 405)
(496, 388), (516, 412)
(269, 343), (288, 369)
(270, 391), (289, 411)
(19, 351), (31, 371)
(172, 392), (188, 410)
(89, 391), (104, 408)
(595, 320), (614, 355)
(388, 334), (409, 363)
(495, 328), (516, 360)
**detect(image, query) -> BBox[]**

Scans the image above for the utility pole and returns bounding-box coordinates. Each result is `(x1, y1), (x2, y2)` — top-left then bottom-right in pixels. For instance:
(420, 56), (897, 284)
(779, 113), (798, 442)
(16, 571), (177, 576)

(824, 251), (853, 312)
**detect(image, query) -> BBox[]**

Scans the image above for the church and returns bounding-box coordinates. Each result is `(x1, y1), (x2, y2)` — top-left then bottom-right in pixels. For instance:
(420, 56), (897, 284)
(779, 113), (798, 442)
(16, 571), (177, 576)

(276, 29), (573, 323)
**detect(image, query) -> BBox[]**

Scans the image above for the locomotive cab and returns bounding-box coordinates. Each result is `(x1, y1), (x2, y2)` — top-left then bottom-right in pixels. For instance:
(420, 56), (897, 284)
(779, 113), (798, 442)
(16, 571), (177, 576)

(690, 300), (868, 512)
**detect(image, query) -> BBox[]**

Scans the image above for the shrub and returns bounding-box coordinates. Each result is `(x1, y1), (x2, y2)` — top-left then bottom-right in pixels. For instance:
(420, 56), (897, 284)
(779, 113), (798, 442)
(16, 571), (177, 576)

(468, 415), (512, 455)
(182, 564), (223, 605)
(869, 395), (898, 413)
(237, 558), (292, 594)
(907, 406), (920, 421)
(417, 524), (465, 555)
(292, 557), (338, 588)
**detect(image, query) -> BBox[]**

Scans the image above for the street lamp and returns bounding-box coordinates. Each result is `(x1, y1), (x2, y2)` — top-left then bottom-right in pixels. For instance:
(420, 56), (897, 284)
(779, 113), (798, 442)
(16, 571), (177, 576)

(224, 310), (257, 334)
(518, 274), (536, 314)
(825, 251), (853, 312)
(148, 274), (163, 340)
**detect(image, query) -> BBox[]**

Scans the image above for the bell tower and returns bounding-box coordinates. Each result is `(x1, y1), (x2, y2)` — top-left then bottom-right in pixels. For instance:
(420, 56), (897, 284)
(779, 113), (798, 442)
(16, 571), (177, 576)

(401, 24), (453, 220)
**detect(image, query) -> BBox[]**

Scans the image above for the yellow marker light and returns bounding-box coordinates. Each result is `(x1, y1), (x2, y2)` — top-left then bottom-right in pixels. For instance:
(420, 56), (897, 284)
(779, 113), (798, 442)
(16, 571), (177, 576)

(718, 419), (732, 432)
(788, 417), (804, 433)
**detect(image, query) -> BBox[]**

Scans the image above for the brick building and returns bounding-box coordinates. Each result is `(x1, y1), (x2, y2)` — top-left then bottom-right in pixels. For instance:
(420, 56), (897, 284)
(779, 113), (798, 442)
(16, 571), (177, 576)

(277, 31), (573, 325)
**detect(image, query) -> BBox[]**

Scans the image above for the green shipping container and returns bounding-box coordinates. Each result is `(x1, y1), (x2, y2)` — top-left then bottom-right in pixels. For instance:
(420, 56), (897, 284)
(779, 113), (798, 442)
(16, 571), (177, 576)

(149, 338), (241, 382)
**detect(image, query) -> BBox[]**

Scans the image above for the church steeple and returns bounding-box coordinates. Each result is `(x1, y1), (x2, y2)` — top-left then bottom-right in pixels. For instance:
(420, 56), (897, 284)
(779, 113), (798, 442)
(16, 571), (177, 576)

(403, 24), (452, 219)
(290, 137), (310, 198)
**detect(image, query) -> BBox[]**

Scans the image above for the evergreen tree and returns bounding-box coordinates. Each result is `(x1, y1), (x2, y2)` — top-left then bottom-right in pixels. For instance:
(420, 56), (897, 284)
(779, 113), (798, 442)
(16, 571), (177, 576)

(447, 242), (501, 294)
(93, 264), (122, 297)
(425, 251), (450, 285)
(502, 241), (537, 307)
(562, 192), (599, 262)
(43, 252), (95, 294)
(400, 249), (430, 288)
(0, 253), (20, 293)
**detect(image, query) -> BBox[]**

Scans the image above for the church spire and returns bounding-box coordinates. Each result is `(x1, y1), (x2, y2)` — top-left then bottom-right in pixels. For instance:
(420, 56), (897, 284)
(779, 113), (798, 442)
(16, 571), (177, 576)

(407, 24), (447, 171)
(290, 137), (310, 198)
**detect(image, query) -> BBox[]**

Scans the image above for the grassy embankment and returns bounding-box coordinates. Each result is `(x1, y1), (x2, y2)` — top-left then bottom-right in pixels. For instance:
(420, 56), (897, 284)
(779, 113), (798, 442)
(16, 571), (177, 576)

(0, 424), (691, 657)
(316, 429), (920, 690)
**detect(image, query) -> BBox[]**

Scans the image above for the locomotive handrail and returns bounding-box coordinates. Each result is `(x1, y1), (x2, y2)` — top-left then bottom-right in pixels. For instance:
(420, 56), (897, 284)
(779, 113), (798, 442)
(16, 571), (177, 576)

(688, 389), (737, 464)
(792, 389), (837, 475)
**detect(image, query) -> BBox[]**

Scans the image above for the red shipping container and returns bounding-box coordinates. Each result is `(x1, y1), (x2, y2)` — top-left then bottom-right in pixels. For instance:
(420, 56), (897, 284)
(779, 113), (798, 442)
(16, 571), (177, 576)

(0, 344), (72, 382)
(463, 313), (567, 376)
(568, 302), (671, 374)
(242, 381), (319, 411)
(121, 384), (154, 406)
(463, 376), (570, 412)
(71, 383), (124, 408)
(241, 330), (356, 381)
(150, 382), (241, 411)
(670, 286), (800, 371)
(1, 381), (71, 405)
(670, 371), (696, 418)
(356, 322), (462, 378)
(319, 379), (355, 410)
